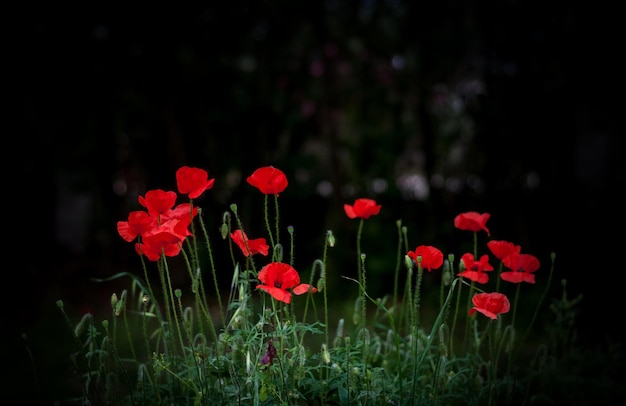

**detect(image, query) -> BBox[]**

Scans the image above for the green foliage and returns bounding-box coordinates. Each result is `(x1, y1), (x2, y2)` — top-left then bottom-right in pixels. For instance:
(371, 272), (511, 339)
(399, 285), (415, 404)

(53, 182), (622, 406)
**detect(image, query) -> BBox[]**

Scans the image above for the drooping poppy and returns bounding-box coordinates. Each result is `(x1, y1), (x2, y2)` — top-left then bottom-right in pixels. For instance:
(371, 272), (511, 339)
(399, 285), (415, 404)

(487, 240), (521, 261)
(344, 198), (382, 219)
(457, 253), (494, 284)
(231, 229), (269, 257)
(176, 166), (215, 199)
(407, 245), (444, 272)
(454, 211), (491, 236)
(469, 292), (510, 320)
(256, 262), (317, 304)
(246, 166), (288, 195)
(500, 253), (540, 284)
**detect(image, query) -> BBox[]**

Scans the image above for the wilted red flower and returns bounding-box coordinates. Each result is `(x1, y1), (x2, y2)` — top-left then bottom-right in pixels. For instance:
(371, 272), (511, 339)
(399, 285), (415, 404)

(407, 245), (444, 272)
(344, 198), (382, 219)
(256, 262), (317, 304)
(246, 166), (288, 195)
(458, 253), (494, 284)
(230, 229), (269, 257)
(138, 189), (178, 217)
(176, 166), (215, 199)
(454, 211), (491, 236)
(469, 292), (510, 320)
(501, 253), (540, 284)
(487, 240), (521, 260)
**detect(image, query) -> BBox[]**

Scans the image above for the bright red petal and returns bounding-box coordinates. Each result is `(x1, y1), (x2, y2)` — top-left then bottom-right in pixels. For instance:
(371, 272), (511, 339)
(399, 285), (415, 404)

(293, 284), (317, 295)
(256, 285), (292, 304)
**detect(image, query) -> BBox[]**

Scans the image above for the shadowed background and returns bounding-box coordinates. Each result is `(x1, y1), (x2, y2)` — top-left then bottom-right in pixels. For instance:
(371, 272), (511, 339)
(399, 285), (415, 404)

(7, 1), (624, 403)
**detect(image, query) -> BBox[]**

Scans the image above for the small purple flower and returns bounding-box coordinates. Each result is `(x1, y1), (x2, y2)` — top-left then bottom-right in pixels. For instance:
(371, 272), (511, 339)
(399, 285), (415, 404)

(261, 338), (276, 365)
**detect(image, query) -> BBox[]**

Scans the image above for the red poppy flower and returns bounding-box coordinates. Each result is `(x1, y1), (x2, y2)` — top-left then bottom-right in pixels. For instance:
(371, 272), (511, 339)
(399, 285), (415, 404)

(117, 210), (155, 242)
(134, 221), (185, 261)
(487, 240), (521, 260)
(469, 292), (510, 320)
(231, 229), (269, 257)
(176, 166), (215, 199)
(454, 211), (491, 236)
(138, 189), (178, 217)
(457, 253), (494, 284)
(407, 245), (444, 272)
(133, 216), (193, 261)
(344, 198), (382, 219)
(256, 262), (317, 304)
(246, 166), (288, 195)
(162, 203), (199, 224)
(500, 253), (540, 284)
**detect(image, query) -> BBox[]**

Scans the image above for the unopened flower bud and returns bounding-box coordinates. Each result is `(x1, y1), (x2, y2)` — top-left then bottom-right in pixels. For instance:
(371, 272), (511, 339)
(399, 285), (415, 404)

(335, 318), (344, 339)
(74, 313), (93, 337)
(321, 344), (331, 364)
(404, 255), (413, 270)
(246, 351), (252, 375)
(316, 277), (325, 293)
(442, 262), (452, 286)
(352, 298), (361, 325)
(326, 230), (335, 247)
(220, 223), (229, 239)
(114, 290), (127, 317)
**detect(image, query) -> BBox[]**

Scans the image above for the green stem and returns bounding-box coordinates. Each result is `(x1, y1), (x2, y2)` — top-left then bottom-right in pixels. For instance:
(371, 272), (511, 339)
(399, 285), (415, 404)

(393, 220), (403, 314)
(356, 219), (366, 332)
(449, 276), (463, 357)
(197, 208), (226, 327)
(162, 257), (186, 355)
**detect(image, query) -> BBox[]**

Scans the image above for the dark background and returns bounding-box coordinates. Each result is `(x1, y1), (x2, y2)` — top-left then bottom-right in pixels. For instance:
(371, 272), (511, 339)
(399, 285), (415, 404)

(7, 1), (624, 403)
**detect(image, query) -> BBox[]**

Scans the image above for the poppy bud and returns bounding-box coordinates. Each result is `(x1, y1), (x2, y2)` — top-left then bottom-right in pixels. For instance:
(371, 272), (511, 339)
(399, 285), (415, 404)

(220, 223), (229, 240)
(114, 290), (127, 317)
(404, 255), (413, 271)
(334, 319), (344, 342)
(74, 313), (93, 337)
(246, 351), (252, 375)
(442, 261), (452, 286)
(321, 344), (331, 364)
(326, 230), (335, 248)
